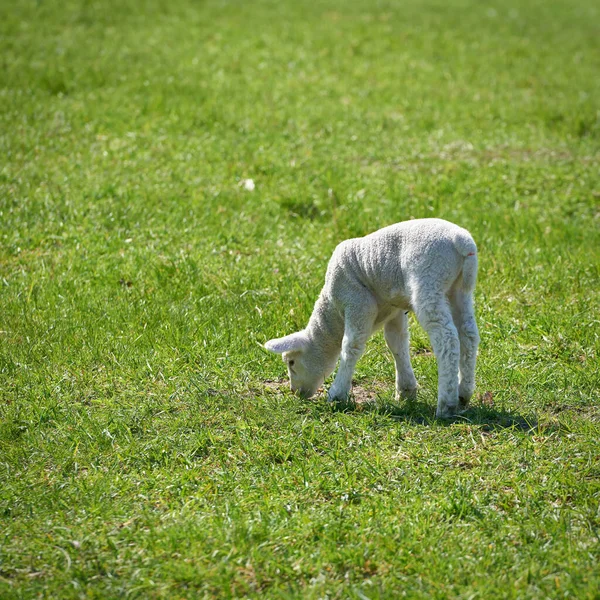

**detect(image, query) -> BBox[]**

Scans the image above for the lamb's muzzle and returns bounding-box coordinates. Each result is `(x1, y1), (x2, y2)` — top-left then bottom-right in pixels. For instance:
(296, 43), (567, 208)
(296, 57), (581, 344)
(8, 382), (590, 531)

(265, 218), (480, 419)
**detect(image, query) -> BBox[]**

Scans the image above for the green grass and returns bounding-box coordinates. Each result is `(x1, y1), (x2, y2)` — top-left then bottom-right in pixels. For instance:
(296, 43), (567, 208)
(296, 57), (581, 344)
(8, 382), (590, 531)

(1, 0), (599, 597)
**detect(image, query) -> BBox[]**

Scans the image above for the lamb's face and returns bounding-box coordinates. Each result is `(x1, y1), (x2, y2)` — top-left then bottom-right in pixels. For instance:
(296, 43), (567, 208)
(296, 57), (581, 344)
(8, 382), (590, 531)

(282, 350), (324, 398)
(265, 331), (328, 398)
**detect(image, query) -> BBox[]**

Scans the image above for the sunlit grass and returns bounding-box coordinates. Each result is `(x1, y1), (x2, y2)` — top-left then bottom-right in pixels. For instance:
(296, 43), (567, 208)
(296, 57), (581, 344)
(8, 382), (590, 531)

(1, 0), (599, 597)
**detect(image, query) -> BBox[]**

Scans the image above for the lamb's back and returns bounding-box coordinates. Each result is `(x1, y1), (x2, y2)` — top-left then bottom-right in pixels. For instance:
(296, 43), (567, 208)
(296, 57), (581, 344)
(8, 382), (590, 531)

(325, 219), (472, 302)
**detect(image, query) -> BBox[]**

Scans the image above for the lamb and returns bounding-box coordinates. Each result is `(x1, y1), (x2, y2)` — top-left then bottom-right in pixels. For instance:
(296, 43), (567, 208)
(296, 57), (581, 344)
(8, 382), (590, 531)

(265, 218), (480, 418)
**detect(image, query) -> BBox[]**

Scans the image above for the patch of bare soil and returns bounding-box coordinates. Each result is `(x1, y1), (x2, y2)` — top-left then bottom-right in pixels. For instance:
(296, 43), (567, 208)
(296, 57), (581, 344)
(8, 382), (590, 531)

(261, 380), (387, 405)
(350, 384), (387, 405)
(262, 379), (287, 392)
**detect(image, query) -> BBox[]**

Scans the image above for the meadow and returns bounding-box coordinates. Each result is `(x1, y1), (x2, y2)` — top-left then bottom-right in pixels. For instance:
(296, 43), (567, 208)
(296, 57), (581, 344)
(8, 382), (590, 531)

(1, 0), (599, 597)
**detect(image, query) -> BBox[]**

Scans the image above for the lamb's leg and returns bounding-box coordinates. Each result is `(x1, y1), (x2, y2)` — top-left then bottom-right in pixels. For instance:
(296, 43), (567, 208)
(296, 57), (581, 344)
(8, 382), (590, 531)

(384, 311), (417, 400)
(413, 294), (460, 418)
(450, 289), (480, 410)
(328, 297), (377, 402)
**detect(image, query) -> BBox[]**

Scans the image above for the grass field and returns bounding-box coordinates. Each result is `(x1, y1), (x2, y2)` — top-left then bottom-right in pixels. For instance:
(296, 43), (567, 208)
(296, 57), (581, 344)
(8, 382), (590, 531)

(1, 0), (599, 597)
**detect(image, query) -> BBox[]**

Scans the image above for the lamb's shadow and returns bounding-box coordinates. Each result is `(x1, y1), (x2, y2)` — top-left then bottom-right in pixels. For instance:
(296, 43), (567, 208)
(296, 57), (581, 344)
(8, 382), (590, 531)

(330, 397), (539, 432)
(259, 379), (542, 433)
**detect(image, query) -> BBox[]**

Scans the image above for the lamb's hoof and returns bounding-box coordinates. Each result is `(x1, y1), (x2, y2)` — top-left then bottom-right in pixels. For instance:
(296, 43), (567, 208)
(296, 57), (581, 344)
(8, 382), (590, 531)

(436, 404), (460, 419)
(458, 384), (474, 408)
(327, 390), (350, 403)
(397, 387), (418, 401)
(458, 396), (471, 411)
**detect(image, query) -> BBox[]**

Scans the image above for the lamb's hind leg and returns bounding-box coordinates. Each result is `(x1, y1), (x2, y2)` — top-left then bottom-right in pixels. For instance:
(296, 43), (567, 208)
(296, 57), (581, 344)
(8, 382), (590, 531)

(384, 311), (417, 400)
(328, 293), (377, 402)
(413, 292), (460, 418)
(450, 289), (480, 410)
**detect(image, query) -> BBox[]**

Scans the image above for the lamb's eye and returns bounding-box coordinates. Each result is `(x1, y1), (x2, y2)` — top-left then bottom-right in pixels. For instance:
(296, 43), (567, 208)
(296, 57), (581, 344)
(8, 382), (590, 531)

(288, 360), (295, 367)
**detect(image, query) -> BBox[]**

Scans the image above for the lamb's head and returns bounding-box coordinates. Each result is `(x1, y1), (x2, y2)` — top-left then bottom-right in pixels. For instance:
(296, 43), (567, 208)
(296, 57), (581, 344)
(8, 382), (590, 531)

(265, 331), (326, 398)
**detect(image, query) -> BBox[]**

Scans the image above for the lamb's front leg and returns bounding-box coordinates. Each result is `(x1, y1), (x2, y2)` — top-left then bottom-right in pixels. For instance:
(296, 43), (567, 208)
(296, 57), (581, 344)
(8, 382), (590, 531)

(328, 297), (377, 402)
(384, 311), (418, 400)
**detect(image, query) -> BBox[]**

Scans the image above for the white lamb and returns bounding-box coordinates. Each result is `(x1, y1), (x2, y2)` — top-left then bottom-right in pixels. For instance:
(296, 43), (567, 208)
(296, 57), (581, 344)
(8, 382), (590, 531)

(265, 218), (480, 418)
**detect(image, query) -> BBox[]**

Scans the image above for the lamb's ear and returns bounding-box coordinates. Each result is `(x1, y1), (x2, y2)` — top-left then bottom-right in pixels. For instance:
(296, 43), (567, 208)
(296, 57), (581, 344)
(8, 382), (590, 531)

(264, 331), (308, 354)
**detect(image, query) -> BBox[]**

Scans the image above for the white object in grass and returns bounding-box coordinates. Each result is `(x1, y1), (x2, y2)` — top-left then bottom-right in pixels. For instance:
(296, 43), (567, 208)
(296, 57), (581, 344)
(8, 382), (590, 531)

(265, 218), (480, 418)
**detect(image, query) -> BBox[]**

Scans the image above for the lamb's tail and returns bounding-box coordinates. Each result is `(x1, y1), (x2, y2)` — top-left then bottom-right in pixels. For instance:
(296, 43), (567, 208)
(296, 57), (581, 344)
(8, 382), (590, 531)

(453, 230), (478, 292)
